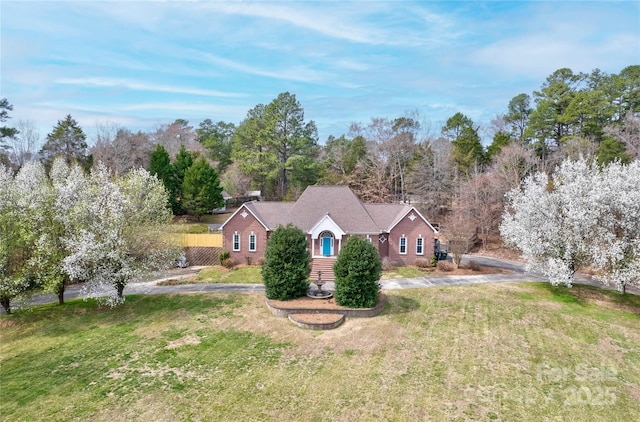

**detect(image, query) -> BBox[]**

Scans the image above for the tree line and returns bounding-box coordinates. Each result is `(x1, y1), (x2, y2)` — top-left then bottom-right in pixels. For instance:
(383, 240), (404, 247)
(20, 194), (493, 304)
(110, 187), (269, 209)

(1, 65), (638, 303)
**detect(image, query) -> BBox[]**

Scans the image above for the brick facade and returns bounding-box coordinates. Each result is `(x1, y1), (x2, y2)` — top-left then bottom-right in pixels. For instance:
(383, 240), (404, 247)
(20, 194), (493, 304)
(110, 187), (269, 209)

(222, 210), (268, 265)
(387, 211), (436, 266)
(220, 187), (438, 268)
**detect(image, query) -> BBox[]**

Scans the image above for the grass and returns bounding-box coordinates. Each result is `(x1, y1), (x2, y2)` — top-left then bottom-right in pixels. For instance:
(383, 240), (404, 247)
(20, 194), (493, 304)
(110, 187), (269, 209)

(185, 265), (263, 284)
(161, 262), (503, 286)
(168, 212), (237, 234)
(1, 283), (639, 421)
(381, 265), (431, 279)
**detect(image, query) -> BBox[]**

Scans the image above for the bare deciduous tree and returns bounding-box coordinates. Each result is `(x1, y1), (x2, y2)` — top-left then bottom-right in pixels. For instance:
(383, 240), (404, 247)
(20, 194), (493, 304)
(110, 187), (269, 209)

(151, 119), (196, 158)
(7, 119), (40, 168)
(409, 137), (455, 221)
(91, 124), (153, 175)
(605, 111), (640, 160)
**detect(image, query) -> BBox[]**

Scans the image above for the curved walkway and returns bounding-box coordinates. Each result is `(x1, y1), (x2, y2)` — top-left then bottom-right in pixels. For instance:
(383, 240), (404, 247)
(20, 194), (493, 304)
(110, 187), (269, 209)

(17, 255), (639, 310)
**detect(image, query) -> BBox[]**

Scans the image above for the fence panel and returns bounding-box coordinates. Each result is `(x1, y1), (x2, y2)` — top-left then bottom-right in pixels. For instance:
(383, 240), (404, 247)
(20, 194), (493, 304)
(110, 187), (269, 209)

(179, 233), (223, 247)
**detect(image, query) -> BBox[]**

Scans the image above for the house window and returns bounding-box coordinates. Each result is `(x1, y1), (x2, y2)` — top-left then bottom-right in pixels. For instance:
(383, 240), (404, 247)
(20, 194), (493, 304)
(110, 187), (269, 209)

(399, 235), (407, 254)
(366, 235), (372, 243)
(249, 232), (256, 252)
(233, 232), (240, 251)
(416, 236), (424, 255)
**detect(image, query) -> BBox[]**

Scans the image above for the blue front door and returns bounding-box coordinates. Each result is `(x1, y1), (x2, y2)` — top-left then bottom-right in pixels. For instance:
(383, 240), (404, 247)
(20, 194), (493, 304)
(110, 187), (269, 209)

(322, 236), (332, 256)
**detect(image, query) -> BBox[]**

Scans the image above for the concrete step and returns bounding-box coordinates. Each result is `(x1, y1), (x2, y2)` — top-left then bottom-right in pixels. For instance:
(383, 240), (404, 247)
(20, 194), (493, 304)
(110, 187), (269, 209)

(288, 313), (344, 330)
(311, 258), (336, 282)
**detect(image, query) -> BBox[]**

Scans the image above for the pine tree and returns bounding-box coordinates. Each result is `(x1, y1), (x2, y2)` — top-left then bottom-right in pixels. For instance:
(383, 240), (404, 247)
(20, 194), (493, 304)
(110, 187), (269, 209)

(150, 144), (179, 213)
(40, 115), (88, 170)
(181, 157), (223, 220)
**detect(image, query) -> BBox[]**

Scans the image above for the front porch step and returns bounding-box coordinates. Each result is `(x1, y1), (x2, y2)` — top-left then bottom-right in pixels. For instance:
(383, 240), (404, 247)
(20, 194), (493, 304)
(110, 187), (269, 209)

(311, 258), (337, 282)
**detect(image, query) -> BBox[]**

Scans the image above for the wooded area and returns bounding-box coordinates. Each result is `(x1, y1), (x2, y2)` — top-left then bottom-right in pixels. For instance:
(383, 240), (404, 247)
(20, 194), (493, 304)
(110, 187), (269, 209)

(1, 65), (639, 257)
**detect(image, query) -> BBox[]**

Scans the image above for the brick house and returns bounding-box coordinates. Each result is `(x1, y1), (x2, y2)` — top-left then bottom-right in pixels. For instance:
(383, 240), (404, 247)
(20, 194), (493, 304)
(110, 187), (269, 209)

(220, 186), (438, 280)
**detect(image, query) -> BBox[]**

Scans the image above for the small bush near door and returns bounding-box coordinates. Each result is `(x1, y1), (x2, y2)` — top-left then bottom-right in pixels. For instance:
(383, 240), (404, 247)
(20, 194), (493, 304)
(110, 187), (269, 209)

(334, 236), (381, 308)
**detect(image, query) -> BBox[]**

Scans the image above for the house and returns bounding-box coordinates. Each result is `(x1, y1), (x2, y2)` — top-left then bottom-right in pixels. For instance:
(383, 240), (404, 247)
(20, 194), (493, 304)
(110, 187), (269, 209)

(220, 186), (438, 280)
(213, 191), (233, 213)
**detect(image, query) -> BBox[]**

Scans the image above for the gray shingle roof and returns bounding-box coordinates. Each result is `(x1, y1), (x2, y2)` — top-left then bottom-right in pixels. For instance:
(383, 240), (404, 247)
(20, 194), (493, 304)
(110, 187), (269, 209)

(244, 201), (294, 229)
(366, 203), (414, 232)
(246, 185), (422, 234)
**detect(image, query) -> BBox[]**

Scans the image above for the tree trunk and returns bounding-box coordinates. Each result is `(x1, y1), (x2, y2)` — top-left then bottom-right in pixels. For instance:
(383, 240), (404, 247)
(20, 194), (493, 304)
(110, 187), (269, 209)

(117, 283), (125, 298)
(1, 295), (11, 314)
(58, 289), (65, 305)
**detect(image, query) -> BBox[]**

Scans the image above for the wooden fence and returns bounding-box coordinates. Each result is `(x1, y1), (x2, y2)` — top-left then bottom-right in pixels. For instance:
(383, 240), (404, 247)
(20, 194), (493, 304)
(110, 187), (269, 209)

(177, 233), (223, 247)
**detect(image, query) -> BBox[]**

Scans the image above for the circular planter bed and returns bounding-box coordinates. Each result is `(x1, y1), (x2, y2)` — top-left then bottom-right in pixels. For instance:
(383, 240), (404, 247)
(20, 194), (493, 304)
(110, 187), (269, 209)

(265, 293), (387, 329)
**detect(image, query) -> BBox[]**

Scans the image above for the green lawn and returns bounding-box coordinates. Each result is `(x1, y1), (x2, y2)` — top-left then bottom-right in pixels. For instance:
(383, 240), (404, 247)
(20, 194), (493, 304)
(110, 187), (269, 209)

(381, 265), (431, 279)
(1, 283), (639, 421)
(161, 265), (428, 286)
(192, 266), (263, 284)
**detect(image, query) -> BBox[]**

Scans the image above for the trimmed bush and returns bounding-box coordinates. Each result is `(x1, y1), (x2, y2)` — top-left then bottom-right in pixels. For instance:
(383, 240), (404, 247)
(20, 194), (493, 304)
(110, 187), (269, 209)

(437, 260), (455, 272)
(468, 260), (481, 271)
(262, 224), (311, 300)
(414, 258), (431, 269)
(334, 236), (381, 308)
(221, 257), (236, 269)
(381, 257), (396, 271)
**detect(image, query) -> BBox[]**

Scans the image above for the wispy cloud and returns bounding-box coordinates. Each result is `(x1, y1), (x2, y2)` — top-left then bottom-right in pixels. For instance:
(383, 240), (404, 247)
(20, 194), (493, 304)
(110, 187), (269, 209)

(192, 50), (328, 83)
(120, 102), (250, 116)
(204, 2), (384, 45)
(56, 78), (247, 98)
(2, 1), (638, 144)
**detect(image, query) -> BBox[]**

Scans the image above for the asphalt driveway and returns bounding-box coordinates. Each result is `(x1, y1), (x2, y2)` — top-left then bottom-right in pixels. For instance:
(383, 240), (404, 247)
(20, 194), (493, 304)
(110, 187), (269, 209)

(15, 255), (636, 312)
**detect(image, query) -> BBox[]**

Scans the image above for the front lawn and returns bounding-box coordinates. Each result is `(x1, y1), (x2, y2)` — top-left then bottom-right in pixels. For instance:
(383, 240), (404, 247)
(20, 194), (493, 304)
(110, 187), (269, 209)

(158, 265), (263, 285)
(2, 283), (638, 421)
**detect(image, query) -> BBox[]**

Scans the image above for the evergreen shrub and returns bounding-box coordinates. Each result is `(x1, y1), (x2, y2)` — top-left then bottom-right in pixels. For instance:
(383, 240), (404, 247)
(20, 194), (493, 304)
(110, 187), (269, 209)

(262, 225), (311, 300)
(334, 236), (381, 308)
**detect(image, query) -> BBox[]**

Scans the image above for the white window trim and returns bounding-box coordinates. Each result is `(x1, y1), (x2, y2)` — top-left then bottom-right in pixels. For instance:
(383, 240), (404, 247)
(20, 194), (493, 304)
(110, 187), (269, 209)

(399, 235), (407, 255)
(233, 231), (240, 251)
(249, 232), (256, 252)
(416, 236), (424, 255)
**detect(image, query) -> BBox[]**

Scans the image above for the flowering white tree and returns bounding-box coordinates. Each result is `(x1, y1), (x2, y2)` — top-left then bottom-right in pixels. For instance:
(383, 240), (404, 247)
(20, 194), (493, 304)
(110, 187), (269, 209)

(589, 161), (640, 294)
(0, 163), (44, 313)
(25, 158), (74, 304)
(0, 165), (25, 313)
(60, 163), (178, 305)
(501, 158), (640, 292)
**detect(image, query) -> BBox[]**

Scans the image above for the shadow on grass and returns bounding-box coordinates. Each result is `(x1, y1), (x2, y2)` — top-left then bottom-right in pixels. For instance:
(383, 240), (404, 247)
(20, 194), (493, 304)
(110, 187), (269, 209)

(539, 283), (586, 306)
(384, 294), (421, 314)
(3, 293), (243, 332)
(537, 282), (640, 316)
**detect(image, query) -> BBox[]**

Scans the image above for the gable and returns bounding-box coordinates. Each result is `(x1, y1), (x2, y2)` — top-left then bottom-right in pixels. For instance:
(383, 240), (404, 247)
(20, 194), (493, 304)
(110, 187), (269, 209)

(388, 207), (438, 233)
(220, 202), (269, 231)
(309, 214), (347, 239)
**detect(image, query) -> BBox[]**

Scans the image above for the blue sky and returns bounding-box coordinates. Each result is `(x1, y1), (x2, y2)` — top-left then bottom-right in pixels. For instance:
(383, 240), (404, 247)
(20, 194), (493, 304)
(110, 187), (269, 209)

(1, 1), (638, 145)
